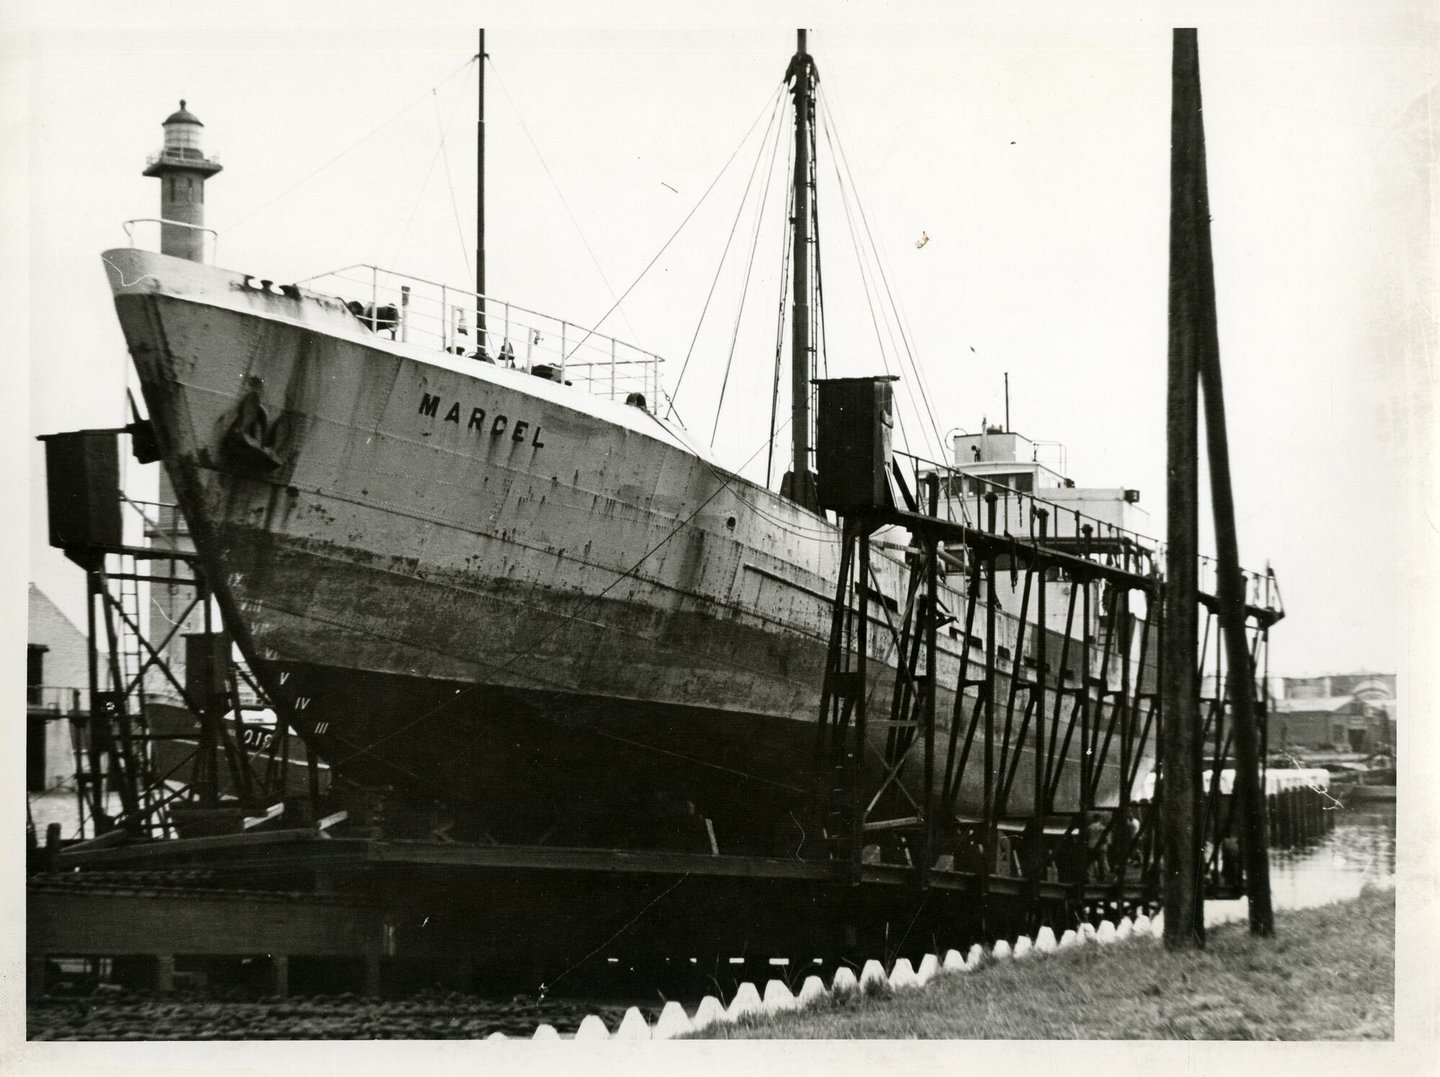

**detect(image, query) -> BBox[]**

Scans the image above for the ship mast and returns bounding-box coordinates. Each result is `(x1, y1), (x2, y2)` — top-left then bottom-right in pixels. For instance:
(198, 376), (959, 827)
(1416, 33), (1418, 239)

(476, 28), (487, 359)
(782, 29), (819, 510)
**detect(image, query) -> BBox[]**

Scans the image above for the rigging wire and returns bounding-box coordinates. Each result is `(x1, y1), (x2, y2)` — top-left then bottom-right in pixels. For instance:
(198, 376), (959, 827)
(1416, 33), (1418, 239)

(389, 81), (471, 273)
(485, 55), (644, 348)
(224, 54), (478, 235)
(562, 81), (787, 368)
(709, 90), (789, 446)
(819, 87), (948, 460)
(434, 85), (473, 285)
(765, 136), (796, 488)
(826, 103), (946, 473)
(817, 93), (928, 460)
(665, 87), (786, 419)
(810, 106), (829, 384)
(816, 105), (907, 446)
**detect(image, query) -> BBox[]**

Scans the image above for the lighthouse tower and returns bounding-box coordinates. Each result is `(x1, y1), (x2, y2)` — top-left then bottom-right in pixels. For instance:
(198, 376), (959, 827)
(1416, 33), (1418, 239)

(142, 100), (222, 695)
(142, 100), (221, 262)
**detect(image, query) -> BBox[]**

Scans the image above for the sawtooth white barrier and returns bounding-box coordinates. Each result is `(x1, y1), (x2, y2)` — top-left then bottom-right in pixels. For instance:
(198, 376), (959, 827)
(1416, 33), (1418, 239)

(532, 912), (1167, 1039)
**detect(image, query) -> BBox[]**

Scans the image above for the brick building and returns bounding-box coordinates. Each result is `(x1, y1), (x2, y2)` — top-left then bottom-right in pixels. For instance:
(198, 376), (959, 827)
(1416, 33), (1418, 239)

(27, 584), (90, 792)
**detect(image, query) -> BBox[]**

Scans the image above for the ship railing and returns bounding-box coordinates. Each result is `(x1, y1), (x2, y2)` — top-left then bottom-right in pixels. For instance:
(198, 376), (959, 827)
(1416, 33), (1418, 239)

(901, 450), (1279, 611)
(122, 218), (219, 264)
(902, 449), (1160, 559)
(145, 148), (222, 168)
(299, 264), (665, 405)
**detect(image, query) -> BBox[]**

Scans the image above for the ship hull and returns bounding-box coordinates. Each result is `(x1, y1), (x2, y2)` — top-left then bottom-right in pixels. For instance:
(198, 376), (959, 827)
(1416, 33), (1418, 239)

(105, 248), (1146, 853)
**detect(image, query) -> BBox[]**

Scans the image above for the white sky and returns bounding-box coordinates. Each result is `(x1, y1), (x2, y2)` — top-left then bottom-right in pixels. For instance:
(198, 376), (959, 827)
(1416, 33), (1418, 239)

(5, 0), (1436, 683)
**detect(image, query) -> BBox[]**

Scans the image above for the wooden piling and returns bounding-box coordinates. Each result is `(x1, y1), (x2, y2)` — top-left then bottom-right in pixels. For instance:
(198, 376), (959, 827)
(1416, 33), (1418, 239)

(1162, 26), (1206, 950)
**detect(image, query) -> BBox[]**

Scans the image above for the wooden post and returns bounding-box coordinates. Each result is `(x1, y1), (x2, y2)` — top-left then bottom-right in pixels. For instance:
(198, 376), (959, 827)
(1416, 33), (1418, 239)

(269, 954), (290, 998)
(1162, 27), (1206, 949)
(922, 474), (940, 884)
(851, 528), (870, 881)
(1182, 32), (1275, 934)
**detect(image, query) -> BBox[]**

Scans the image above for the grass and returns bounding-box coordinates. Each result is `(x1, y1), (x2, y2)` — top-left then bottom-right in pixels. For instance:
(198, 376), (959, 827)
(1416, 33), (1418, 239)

(691, 886), (1394, 1040)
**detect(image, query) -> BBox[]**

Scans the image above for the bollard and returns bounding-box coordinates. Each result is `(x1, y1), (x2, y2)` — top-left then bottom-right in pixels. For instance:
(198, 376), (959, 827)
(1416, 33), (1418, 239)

(831, 966), (859, 996)
(1133, 913), (1152, 937)
(917, 953), (941, 984)
(531, 1023), (560, 1040)
(653, 1001), (692, 1040)
(486, 1031), (508, 1041)
(888, 958), (919, 989)
(763, 980), (799, 1012)
(1013, 935), (1033, 959)
(615, 1007), (651, 1040)
(1080, 922), (1098, 943)
(798, 975), (829, 1007)
(1116, 917), (1134, 941)
(1058, 929), (1078, 949)
(727, 982), (763, 1019)
(991, 940), (1012, 962)
(965, 944), (985, 969)
(942, 949), (966, 972)
(691, 995), (727, 1030)
(858, 959), (889, 994)
(1097, 920), (1118, 944)
(574, 1014), (610, 1041)
(1035, 927), (1058, 954)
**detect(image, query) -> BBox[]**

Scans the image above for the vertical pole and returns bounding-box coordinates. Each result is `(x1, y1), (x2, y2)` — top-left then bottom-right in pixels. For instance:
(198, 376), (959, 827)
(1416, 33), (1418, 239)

(1186, 33), (1274, 928)
(1004, 372), (1010, 432)
(83, 571), (106, 836)
(1034, 511), (1048, 825)
(852, 527), (870, 881)
(1163, 27), (1205, 949)
(922, 475), (940, 885)
(476, 28), (487, 358)
(982, 493), (998, 912)
(787, 29), (815, 508)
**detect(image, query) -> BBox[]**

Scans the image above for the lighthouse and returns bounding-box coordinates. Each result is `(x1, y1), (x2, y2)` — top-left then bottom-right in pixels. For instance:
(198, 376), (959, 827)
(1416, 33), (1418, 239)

(142, 100), (222, 699)
(142, 100), (221, 262)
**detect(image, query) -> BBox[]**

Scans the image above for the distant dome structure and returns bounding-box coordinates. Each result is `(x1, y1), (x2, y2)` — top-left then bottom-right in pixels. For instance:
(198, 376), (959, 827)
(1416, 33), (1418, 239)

(163, 99), (204, 127)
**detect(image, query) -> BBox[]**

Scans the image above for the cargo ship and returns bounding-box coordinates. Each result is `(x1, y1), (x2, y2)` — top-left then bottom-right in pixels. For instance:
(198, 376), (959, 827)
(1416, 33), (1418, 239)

(104, 33), (1161, 855)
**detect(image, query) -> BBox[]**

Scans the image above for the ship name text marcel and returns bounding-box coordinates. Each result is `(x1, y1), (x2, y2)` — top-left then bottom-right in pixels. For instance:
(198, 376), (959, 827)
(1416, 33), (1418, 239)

(418, 392), (547, 450)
